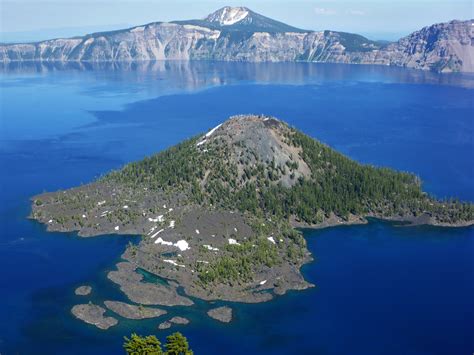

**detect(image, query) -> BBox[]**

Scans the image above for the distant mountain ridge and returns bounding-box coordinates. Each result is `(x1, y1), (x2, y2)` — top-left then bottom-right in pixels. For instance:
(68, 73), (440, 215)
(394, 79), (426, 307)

(179, 6), (307, 33)
(1, 7), (472, 73)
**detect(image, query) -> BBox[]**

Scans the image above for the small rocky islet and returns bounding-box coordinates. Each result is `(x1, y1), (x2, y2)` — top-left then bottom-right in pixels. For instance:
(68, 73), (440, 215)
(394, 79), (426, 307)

(74, 285), (92, 296)
(207, 306), (233, 323)
(158, 316), (190, 330)
(104, 301), (167, 320)
(71, 303), (118, 330)
(33, 115), (474, 329)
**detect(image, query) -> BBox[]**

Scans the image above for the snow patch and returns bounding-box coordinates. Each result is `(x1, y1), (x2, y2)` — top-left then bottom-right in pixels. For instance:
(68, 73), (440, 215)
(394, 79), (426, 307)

(205, 123), (223, 138)
(97, 200), (106, 206)
(259, 280), (267, 285)
(150, 229), (164, 239)
(84, 38), (94, 45)
(163, 259), (185, 267)
(208, 7), (249, 26)
(195, 229), (200, 234)
(175, 240), (190, 251)
(131, 26), (145, 32)
(183, 24), (213, 32)
(114, 226), (120, 231)
(228, 238), (240, 245)
(148, 215), (164, 223)
(267, 236), (276, 244)
(155, 237), (173, 246)
(203, 244), (219, 251)
(196, 123), (223, 147)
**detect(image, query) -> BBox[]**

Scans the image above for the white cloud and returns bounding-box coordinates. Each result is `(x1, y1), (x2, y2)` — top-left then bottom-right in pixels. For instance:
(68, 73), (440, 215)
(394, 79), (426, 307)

(314, 7), (337, 16)
(348, 9), (366, 16)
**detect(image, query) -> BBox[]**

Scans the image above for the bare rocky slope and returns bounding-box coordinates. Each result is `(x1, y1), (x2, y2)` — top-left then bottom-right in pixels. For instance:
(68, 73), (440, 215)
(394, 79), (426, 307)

(1, 7), (472, 73)
(31, 115), (473, 305)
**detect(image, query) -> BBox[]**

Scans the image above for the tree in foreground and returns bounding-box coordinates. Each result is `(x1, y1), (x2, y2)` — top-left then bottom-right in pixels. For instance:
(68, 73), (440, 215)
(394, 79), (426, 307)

(123, 333), (162, 355)
(164, 332), (194, 355)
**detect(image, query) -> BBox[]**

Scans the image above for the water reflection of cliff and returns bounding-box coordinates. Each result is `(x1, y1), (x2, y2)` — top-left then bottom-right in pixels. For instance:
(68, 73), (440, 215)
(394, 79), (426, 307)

(1, 61), (473, 89)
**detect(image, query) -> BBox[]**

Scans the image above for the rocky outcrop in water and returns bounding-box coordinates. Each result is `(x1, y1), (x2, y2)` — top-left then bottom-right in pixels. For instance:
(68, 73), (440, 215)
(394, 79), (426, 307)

(207, 306), (233, 323)
(104, 300), (167, 320)
(71, 303), (118, 330)
(1, 7), (472, 73)
(74, 285), (92, 296)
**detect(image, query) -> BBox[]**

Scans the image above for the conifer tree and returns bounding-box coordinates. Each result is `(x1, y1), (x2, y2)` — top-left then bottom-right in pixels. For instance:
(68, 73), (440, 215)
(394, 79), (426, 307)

(164, 332), (193, 355)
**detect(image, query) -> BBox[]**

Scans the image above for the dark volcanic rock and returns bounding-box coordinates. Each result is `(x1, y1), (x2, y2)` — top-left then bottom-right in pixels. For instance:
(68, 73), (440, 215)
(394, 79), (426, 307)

(158, 316), (190, 330)
(30, 114), (474, 309)
(107, 262), (193, 306)
(74, 285), (92, 296)
(104, 300), (167, 320)
(158, 321), (172, 330)
(169, 316), (190, 325)
(71, 303), (118, 330)
(207, 306), (233, 323)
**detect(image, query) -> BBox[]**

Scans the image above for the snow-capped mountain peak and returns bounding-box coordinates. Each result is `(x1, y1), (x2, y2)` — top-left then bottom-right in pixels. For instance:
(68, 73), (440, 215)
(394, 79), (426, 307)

(206, 6), (250, 26)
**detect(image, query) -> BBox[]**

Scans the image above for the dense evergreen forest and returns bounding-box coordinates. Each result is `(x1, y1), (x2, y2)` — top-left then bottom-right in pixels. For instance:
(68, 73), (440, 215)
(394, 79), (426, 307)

(105, 123), (473, 225)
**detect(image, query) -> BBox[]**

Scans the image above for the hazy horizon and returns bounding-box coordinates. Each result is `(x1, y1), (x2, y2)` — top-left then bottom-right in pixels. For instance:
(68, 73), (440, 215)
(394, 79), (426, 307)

(1, 1), (472, 43)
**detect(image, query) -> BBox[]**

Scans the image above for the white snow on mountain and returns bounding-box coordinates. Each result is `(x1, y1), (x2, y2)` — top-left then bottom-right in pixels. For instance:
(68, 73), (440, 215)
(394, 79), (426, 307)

(206, 7), (249, 26)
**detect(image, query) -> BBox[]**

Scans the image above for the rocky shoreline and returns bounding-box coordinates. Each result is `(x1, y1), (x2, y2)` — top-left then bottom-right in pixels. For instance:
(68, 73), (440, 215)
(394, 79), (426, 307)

(107, 262), (194, 306)
(104, 300), (167, 320)
(30, 115), (473, 330)
(74, 285), (92, 296)
(71, 303), (118, 330)
(207, 306), (233, 323)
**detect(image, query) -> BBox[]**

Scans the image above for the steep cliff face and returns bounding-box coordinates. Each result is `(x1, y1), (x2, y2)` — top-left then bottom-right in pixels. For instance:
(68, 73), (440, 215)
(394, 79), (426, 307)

(1, 7), (472, 73)
(384, 20), (474, 72)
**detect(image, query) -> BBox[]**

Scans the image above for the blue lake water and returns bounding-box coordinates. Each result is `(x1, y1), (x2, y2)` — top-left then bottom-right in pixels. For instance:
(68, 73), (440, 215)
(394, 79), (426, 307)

(0, 61), (473, 354)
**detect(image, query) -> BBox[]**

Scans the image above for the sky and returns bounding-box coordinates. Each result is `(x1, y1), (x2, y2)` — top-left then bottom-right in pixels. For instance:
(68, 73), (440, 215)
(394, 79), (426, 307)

(0, 0), (472, 42)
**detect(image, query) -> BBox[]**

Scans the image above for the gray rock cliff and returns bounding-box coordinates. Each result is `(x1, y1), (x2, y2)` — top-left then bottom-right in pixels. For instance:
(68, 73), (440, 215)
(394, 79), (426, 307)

(1, 7), (472, 72)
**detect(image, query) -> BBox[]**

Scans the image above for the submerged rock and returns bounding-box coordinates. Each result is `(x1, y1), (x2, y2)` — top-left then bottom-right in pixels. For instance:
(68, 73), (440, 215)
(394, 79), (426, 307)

(207, 306), (233, 323)
(74, 285), (92, 296)
(71, 303), (118, 330)
(104, 300), (167, 320)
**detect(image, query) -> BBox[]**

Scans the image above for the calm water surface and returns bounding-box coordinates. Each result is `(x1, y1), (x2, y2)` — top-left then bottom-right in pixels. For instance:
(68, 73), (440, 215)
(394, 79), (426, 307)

(0, 61), (473, 354)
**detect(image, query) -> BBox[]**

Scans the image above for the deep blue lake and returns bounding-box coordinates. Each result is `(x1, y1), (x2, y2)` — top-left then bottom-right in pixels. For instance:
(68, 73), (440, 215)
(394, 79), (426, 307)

(0, 61), (473, 354)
